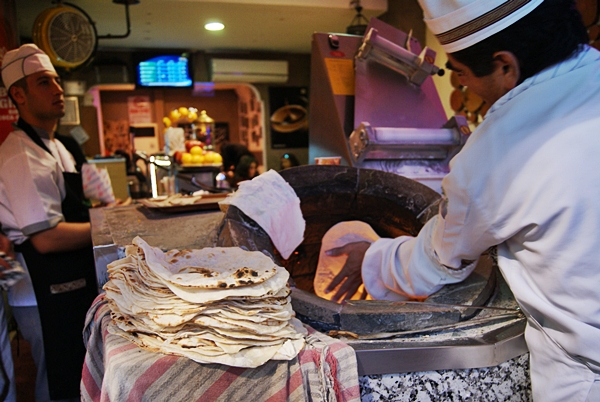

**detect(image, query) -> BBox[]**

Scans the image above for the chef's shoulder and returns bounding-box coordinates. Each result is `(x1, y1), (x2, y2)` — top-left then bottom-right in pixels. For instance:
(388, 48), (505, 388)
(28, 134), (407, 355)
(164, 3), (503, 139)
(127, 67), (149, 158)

(0, 129), (45, 163)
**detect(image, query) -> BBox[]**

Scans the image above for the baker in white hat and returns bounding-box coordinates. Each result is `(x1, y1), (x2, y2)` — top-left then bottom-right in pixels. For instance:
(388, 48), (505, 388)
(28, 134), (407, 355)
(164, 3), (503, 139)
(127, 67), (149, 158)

(325, 1), (600, 400)
(0, 43), (98, 401)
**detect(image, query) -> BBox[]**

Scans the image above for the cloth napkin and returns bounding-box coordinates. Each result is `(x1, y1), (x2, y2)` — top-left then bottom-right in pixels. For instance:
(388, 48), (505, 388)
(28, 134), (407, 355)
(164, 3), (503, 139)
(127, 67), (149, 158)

(219, 169), (305, 260)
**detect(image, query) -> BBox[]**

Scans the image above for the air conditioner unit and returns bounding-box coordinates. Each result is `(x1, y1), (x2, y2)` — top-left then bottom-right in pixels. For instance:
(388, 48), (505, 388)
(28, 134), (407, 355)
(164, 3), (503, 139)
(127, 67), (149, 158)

(210, 59), (288, 83)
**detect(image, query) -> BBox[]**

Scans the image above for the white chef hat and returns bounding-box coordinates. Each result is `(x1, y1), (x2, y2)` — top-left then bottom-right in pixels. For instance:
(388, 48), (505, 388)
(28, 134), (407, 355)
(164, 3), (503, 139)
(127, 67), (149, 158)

(1, 44), (56, 90)
(418, 0), (545, 53)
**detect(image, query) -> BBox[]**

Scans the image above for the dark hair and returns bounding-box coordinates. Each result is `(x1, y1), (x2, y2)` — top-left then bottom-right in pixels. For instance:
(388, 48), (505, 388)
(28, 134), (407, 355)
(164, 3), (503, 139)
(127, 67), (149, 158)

(232, 154), (258, 186)
(219, 141), (254, 172)
(7, 76), (28, 107)
(451, 0), (588, 83)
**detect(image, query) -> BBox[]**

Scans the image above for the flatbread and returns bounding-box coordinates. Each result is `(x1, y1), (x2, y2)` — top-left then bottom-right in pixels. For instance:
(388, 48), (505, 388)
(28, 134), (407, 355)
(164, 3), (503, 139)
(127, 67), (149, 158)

(134, 237), (280, 289)
(163, 272), (290, 304)
(314, 221), (380, 302)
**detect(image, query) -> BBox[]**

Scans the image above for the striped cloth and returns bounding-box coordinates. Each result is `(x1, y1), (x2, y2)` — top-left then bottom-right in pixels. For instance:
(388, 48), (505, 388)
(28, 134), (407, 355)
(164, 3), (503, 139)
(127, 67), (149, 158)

(81, 295), (360, 402)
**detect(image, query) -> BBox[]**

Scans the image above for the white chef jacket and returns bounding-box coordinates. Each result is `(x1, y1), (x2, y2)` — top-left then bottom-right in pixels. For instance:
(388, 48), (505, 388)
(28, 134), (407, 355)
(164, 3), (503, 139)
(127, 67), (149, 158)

(362, 46), (600, 401)
(0, 126), (77, 306)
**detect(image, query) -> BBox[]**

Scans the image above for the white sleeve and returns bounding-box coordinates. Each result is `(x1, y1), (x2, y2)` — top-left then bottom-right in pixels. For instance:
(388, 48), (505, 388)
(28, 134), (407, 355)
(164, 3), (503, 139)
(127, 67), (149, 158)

(361, 215), (478, 300)
(1, 145), (65, 237)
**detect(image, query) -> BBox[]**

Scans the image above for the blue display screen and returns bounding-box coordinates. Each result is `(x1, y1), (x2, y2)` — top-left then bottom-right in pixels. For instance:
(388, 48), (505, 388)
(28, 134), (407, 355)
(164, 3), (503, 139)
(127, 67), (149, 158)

(137, 55), (192, 87)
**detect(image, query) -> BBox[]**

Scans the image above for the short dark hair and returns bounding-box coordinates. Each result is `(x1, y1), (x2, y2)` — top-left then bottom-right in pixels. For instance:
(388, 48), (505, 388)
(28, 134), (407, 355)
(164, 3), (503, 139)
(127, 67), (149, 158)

(7, 76), (28, 108)
(450, 0), (588, 83)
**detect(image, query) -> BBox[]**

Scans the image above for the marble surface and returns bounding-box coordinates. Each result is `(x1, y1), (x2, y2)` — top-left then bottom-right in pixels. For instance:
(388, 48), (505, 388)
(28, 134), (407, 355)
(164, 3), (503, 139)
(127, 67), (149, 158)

(359, 353), (531, 402)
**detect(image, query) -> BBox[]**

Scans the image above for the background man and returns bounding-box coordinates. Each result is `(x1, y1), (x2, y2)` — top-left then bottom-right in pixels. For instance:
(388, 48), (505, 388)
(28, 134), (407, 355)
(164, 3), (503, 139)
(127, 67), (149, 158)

(0, 44), (98, 401)
(326, 1), (600, 400)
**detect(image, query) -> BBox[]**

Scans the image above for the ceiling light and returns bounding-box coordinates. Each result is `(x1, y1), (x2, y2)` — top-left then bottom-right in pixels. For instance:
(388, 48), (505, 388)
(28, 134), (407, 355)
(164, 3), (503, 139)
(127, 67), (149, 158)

(205, 22), (224, 31)
(347, 0), (369, 36)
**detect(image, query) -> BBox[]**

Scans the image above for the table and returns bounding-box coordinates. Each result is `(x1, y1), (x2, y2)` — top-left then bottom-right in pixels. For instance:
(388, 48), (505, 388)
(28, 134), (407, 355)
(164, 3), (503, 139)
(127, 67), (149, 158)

(81, 295), (361, 402)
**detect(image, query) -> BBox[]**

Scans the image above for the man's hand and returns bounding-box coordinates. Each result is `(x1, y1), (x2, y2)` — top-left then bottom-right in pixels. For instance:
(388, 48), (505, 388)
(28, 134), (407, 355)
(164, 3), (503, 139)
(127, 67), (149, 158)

(324, 241), (371, 302)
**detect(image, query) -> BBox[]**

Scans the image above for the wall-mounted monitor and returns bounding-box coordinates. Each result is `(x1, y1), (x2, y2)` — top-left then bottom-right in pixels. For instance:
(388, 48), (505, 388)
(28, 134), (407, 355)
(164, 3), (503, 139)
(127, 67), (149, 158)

(136, 54), (192, 88)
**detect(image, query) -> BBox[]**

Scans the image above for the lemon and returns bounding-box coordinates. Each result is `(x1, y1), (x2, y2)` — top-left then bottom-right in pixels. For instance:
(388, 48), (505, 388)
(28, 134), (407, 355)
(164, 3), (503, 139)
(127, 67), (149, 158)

(191, 154), (205, 164)
(187, 111), (198, 122)
(190, 145), (204, 156)
(203, 151), (215, 164)
(178, 107), (189, 117)
(181, 153), (193, 164)
(169, 109), (181, 122)
(204, 151), (222, 164)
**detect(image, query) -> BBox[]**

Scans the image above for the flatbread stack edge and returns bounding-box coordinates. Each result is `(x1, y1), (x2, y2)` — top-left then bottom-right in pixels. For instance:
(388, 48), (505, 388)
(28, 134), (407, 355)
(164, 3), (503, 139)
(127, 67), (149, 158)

(103, 236), (307, 368)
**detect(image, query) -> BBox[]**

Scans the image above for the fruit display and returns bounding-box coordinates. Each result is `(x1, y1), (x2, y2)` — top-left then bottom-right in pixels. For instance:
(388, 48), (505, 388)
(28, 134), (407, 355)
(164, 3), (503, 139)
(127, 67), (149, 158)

(173, 144), (223, 167)
(164, 107), (221, 167)
(164, 106), (200, 127)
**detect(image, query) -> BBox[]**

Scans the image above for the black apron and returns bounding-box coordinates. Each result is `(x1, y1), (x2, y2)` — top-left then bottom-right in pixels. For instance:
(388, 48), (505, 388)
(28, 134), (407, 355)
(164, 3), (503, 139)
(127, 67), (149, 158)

(14, 119), (98, 400)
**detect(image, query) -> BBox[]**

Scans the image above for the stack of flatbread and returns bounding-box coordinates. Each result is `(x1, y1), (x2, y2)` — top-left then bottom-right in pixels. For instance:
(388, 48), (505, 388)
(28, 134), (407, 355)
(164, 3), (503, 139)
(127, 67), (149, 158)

(103, 236), (306, 368)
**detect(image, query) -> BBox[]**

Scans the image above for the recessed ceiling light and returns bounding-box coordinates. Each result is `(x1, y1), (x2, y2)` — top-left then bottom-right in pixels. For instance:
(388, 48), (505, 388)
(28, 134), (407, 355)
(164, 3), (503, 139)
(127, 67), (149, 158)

(205, 22), (224, 31)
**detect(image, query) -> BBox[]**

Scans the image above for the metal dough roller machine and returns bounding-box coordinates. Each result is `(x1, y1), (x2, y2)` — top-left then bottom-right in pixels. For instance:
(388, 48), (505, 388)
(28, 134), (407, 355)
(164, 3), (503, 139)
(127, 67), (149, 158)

(309, 18), (471, 192)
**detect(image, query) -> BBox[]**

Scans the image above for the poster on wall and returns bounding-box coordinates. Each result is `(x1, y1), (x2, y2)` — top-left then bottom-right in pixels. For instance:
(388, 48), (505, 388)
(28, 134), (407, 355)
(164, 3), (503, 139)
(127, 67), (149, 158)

(127, 95), (152, 125)
(0, 85), (18, 145)
(103, 119), (132, 157)
(248, 124), (263, 152)
(213, 122), (229, 150)
(269, 86), (309, 149)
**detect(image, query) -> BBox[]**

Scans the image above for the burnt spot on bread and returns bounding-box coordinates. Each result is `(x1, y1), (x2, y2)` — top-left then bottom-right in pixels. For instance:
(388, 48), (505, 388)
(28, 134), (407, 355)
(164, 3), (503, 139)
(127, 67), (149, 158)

(234, 267), (259, 279)
(171, 249), (192, 258)
(218, 281), (227, 288)
(177, 266), (215, 276)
